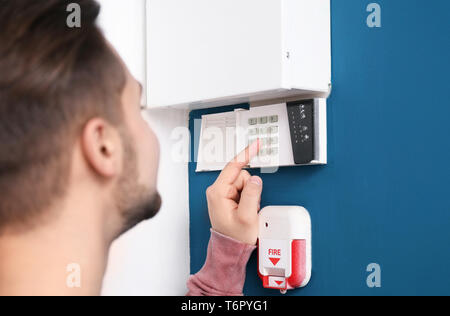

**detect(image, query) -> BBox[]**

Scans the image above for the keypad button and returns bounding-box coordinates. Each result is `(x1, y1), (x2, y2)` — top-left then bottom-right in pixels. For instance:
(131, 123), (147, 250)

(269, 115), (279, 123)
(271, 147), (279, 155)
(258, 116), (268, 124)
(248, 118), (258, 125)
(269, 137), (278, 145)
(269, 126), (278, 134)
(249, 128), (258, 136)
(259, 127), (268, 134)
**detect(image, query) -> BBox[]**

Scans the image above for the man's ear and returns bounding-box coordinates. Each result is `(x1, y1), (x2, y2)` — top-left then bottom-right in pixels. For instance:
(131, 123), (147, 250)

(81, 118), (121, 178)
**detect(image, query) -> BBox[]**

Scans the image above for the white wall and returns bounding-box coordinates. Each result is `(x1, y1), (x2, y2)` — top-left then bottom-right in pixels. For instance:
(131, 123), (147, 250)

(97, 0), (147, 104)
(97, 0), (191, 296)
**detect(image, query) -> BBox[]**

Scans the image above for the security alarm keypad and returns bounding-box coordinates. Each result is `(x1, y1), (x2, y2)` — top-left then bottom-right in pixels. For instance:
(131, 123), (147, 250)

(196, 99), (327, 172)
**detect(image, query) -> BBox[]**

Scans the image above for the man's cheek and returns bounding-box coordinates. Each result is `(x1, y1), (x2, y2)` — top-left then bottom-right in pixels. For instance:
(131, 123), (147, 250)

(142, 138), (159, 184)
(154, 136), (161, 162)
(151, 138), (160, 177)
(147, 127), (160, 162)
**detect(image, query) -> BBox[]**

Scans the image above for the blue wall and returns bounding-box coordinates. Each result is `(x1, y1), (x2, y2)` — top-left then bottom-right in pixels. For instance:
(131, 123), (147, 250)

(188, 0), (450, 295)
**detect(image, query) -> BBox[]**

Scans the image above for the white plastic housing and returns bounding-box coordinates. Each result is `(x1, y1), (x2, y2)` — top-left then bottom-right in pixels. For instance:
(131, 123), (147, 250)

(258, 206), (312, 290)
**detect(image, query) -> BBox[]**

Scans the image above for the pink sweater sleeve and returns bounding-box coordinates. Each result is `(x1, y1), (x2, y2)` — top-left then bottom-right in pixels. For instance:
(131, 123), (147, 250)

(186, 229), (256, 296)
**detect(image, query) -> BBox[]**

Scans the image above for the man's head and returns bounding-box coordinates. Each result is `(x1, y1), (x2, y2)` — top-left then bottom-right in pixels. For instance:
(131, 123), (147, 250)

(0, 0), (161, 237)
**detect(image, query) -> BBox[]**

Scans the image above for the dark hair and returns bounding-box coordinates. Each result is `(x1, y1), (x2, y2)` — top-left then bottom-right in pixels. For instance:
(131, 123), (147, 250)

(0, 0), (126, 233)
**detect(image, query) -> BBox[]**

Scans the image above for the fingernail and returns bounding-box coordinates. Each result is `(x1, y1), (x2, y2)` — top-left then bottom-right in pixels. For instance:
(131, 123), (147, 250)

(249, 176), (262, 186)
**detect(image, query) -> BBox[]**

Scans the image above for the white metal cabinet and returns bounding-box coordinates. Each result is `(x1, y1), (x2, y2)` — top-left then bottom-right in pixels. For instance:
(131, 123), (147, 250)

(146, 0), (331, 109)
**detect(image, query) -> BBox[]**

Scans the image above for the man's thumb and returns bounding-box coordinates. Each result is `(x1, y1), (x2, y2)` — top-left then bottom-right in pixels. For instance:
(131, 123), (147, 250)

(238, 176), (263, 216)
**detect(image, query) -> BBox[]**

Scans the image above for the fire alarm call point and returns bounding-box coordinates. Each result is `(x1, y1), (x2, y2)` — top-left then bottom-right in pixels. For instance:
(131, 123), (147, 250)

(258, 206), (312, 294)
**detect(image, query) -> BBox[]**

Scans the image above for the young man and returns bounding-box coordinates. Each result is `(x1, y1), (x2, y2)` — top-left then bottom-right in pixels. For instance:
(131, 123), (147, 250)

(0, 0), (262, 295)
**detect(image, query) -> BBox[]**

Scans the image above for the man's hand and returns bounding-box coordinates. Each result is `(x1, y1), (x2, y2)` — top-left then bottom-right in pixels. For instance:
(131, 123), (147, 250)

(206, 140), (263, 245)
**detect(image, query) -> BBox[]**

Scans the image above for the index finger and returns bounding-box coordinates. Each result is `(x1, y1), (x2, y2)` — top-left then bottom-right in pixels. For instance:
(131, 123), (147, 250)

(215, 139), (260, 185)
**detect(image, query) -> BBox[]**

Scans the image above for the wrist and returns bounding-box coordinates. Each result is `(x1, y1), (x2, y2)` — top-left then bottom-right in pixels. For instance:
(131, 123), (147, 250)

(193, 228), (256, 295)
